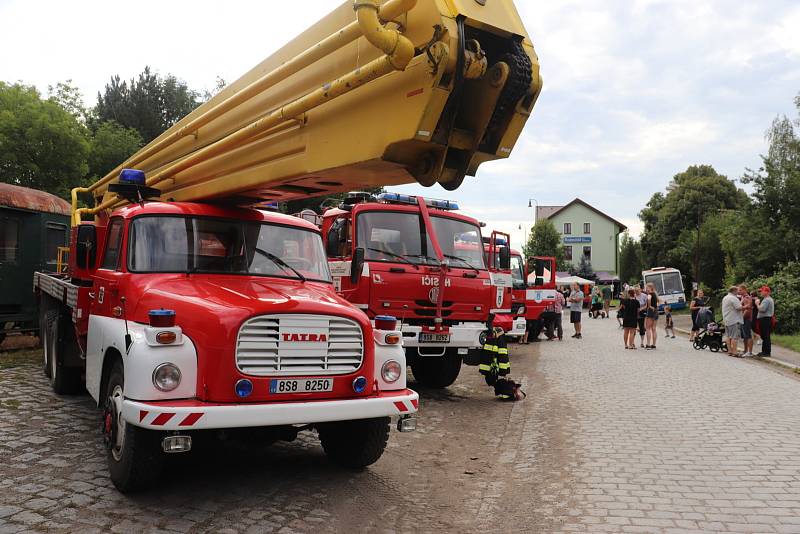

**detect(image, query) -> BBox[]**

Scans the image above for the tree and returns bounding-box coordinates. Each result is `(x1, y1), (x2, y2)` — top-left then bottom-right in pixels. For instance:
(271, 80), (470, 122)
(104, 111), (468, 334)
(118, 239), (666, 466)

(523, 219), (567, 269)
(0, 82), (89, 198)
(94, 67), (201, 144)
(48, 80), (88, 123)
(618, 231), (643, 284)
(88, 121), (143, 179)
(638, 165), (747, 290)
(575, 255), (594, 280)
(739, 92), (800, 270)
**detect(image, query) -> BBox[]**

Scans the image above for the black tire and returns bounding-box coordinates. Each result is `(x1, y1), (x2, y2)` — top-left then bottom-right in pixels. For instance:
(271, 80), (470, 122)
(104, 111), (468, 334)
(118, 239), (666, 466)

(104, 360), (163, 492)
(709, 342), (720, 353)
(692, 340), (703, 350)
(41, 299), (82, 394)
(318, 417), (390, 469)
(408, 348), (462, 388)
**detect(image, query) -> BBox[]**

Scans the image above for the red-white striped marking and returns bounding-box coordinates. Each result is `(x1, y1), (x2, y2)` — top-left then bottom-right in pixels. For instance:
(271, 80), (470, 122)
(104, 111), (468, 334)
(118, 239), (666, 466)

(138, 410), (204, 427)
(393, 400), (418, 413)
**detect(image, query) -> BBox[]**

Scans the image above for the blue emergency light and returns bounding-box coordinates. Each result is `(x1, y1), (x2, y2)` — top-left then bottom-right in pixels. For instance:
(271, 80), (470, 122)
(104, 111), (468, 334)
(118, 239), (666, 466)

(119, 168), (146, 185)
(377, 192), (459, 211)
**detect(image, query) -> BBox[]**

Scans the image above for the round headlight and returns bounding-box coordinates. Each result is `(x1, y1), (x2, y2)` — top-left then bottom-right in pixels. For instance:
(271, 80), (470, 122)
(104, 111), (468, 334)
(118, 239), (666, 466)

(479, 330), (488, 346)
(152, 363), (181, 392)
(381, 360), (402, 383)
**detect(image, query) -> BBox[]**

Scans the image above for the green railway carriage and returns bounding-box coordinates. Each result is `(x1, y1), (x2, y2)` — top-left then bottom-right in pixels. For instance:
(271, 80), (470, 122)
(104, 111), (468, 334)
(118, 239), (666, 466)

(0, 183), (70, 345)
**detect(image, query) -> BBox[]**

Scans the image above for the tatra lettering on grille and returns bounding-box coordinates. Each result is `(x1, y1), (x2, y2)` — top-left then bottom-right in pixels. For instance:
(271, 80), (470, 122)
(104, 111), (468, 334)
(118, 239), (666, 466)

(236, 314), (364, 376)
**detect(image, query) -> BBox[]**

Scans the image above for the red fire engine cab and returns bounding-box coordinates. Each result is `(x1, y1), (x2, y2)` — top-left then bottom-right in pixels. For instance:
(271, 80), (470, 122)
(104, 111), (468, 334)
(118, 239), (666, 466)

(513, 252), (557, 333)
(33, 172), (418, 492)
(320, 192), (511, 388)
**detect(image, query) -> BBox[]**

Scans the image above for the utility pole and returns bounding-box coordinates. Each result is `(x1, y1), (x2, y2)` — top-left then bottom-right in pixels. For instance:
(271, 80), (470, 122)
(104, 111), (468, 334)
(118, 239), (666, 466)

(693, 209), (701, 294)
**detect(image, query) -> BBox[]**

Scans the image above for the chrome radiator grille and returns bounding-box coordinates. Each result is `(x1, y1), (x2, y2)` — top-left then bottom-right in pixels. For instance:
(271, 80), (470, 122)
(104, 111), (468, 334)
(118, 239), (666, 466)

(235, 314), (364, 376)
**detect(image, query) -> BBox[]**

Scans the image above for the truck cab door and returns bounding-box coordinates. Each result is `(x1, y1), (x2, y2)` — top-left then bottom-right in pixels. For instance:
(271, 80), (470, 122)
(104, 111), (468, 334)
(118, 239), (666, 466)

(90, 218), (126, 319)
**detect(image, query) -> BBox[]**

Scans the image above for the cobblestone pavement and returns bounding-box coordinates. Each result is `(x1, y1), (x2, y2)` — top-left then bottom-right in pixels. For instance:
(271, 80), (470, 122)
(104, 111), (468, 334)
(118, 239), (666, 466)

(1, 315), (799, 533)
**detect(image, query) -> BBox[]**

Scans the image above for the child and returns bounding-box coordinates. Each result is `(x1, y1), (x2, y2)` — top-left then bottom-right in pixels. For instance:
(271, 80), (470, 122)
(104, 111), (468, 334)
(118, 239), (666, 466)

(664, 305), (675, 338)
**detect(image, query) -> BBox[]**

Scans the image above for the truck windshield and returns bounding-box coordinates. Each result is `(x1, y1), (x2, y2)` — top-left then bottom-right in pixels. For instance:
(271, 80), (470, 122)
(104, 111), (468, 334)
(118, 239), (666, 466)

(129, 216), (331, 282)
(510, 254), (525, 288)
(356, 211), (485, 269)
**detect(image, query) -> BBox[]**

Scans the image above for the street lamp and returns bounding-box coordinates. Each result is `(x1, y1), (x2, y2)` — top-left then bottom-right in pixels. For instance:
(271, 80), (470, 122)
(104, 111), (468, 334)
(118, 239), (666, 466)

(527, 198), (538, 225)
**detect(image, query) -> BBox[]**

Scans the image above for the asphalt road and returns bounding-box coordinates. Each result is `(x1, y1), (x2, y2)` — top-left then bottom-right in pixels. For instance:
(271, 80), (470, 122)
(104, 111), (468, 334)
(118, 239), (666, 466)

(1, 315), (799, 533)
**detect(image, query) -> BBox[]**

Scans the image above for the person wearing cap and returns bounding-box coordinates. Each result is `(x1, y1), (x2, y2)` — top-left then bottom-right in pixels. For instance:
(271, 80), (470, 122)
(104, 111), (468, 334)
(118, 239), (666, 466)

(755, 286), (774, 357)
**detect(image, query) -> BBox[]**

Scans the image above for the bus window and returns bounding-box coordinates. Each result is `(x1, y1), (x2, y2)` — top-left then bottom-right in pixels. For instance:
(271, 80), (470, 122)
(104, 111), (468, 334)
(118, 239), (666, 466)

(662, 271), (683, 294)
(644, 273), (664, 295)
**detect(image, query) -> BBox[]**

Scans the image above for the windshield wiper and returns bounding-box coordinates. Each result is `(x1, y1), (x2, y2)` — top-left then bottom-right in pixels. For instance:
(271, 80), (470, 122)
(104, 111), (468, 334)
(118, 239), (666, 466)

(254, 247), (306, 282)
(441, 254), (479, 273)
(406, 253), (439, 266)
(367, 247), (419, 270)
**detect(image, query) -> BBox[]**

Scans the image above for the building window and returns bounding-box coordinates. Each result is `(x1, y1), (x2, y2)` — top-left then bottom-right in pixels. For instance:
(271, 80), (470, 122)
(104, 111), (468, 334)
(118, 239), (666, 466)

(583, 222), (591, 234)
(563, 222), (572, 235)
(564, 245), (573, 261)
(45, 223), (67, 263)
(0, 217), (19, 262)
(582, 246), (592, 261)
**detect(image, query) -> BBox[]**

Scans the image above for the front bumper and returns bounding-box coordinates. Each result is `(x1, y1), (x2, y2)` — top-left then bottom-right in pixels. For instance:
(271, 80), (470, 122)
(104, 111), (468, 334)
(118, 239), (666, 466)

(123, 389), (418, 431)
(400, 322), (484, 348)
(506, 317), (527, 337)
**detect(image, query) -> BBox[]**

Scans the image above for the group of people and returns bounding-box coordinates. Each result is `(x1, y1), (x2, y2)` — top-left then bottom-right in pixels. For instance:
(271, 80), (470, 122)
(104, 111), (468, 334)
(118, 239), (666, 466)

(618, 283), (665, 349)
(718, 285), (775, 358)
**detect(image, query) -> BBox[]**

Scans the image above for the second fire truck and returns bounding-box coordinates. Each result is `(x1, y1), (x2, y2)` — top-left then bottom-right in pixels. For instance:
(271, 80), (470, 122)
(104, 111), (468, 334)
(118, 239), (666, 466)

(321, 192), (512, 388)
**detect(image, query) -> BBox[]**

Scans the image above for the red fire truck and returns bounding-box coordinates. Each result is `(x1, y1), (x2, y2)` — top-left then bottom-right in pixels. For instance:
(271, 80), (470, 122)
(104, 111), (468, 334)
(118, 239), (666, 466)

(511, 252), (557, 336)
(34, 175), (418, 492)
(321, 192), (511, 388)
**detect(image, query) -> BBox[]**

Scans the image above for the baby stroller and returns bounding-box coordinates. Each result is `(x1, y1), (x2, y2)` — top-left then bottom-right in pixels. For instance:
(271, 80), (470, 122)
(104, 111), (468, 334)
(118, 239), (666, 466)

(693, 321), (728, 352)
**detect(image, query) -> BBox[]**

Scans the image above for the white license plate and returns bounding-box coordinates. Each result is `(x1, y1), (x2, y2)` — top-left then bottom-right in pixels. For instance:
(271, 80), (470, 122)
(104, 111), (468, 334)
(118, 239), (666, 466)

(419, 333), (451, 343)
(269, 378), (334, 394)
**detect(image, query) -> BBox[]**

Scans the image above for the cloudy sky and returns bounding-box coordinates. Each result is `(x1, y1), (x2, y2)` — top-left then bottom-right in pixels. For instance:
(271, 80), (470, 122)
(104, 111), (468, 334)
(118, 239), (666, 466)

(2, 0), (799, 246)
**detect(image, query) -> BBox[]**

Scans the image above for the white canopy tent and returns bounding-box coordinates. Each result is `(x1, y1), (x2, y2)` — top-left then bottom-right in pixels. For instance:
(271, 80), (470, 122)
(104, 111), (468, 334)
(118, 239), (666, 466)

(555, 275), (595, 286)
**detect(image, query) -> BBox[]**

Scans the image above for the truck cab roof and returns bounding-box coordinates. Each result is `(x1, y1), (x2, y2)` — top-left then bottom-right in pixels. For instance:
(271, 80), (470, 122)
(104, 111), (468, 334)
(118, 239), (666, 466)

(111, 202), (320, 233)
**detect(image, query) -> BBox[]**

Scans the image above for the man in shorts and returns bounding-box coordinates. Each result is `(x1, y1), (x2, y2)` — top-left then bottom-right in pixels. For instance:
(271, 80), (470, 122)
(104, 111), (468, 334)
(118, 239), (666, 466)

(569, 282), (584, 339)
(721, 286), (743, 357)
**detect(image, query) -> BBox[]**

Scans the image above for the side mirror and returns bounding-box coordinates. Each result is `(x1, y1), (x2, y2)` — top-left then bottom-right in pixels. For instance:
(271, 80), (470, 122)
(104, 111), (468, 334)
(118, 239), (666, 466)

(75, 225), (97, 269)
(351, 247), (365, 284)
(326, 227), (341, 257)
(498, 247), (510, 270)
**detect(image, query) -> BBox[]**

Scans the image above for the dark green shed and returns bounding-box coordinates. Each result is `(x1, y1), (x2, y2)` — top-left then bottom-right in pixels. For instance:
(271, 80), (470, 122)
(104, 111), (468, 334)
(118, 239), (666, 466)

(0, 183), (71, 345)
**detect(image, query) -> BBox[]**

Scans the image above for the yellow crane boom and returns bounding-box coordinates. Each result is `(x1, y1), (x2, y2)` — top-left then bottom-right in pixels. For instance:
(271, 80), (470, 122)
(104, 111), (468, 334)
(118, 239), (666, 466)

(72, 0), (542, 225)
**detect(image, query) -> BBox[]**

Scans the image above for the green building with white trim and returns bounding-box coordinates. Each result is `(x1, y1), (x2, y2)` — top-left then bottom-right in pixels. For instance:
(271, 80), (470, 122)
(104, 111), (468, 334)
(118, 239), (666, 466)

(537, 198), (627, 278)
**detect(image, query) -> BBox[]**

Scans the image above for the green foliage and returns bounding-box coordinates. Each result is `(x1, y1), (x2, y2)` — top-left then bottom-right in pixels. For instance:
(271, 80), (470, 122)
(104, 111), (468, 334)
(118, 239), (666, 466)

(574, 255), (594, 280)
(618, 231), (643, 284)
(88, 121), (143, 179)
(744, 262), (800, 335)
(0, 82), (90, 198)
(523, 219), (567, 269)
(48, 80), (88, 123)
(94, 66), (201, 144)
(638, 164), (747, 290)
(737, 94), (800, 273)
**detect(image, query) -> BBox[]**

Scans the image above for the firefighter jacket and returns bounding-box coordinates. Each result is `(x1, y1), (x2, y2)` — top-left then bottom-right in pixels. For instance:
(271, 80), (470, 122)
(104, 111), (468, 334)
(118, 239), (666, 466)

(479, 329), (510, 387)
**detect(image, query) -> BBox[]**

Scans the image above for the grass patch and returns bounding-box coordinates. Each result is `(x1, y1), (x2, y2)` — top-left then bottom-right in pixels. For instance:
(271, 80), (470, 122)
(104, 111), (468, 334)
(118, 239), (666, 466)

(773, 334), (800, 353)
(0, 399), (21, 409)
(0, 349), (42, 369)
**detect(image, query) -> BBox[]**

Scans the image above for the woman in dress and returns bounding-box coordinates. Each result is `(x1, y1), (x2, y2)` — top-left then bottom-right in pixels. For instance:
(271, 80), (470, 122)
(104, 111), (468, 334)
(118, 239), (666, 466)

(644, 282), (660, 349)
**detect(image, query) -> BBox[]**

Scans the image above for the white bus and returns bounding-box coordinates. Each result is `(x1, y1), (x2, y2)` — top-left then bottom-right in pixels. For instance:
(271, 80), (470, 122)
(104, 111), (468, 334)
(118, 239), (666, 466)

(642, 267), (687, 311)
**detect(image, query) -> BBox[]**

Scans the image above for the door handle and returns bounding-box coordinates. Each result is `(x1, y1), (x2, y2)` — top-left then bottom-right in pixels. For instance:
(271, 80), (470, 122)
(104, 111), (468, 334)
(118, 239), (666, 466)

(88, 292), (96, 300)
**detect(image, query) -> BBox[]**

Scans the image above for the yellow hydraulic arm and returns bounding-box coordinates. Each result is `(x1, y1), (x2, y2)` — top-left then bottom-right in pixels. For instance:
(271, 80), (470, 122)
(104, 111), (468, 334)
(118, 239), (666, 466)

(72, 0), (542, 225)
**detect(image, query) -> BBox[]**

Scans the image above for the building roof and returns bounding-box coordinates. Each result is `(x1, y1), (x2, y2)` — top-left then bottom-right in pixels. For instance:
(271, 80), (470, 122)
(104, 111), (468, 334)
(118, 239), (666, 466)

(538, 198), (627, 232)
(0, 183), (70, 216)
(536, 205), (563, 221)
